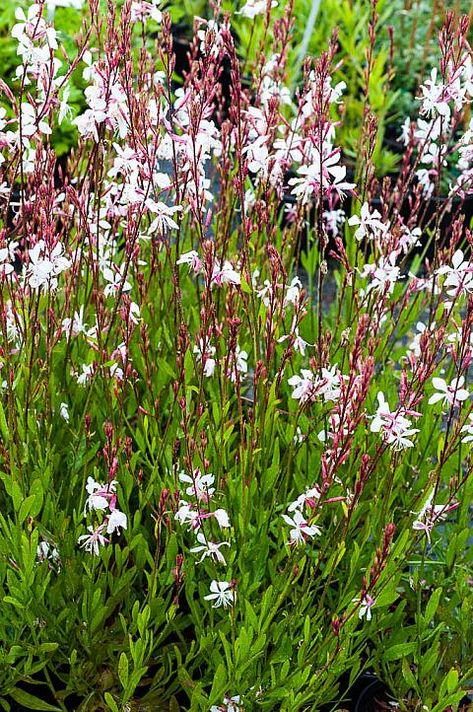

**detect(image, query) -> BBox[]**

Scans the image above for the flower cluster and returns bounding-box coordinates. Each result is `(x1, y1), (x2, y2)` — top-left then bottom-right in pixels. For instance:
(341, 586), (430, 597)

(282, 486), (322, 546)
(175, 469), (235, 608)
(370, 392), (421, 451)
(77, 477), (127, 555)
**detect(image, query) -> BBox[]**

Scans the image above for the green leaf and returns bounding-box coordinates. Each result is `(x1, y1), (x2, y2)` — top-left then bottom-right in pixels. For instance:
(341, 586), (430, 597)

(18, 495), (36, 523)
(401, 658), (418, 691)
(239, 274), (252, 294)
(8, 688), (61, 711)
(3, 596), (23, 609)
(38, 643), (59, 654)
(11, 481), (23, 511)
(118, 652), (129, 690)
(375, 585), (400, 608)
(0, 400), (9, 440)
(104, 693), (120, 712)
(424, 587), (442, 625)
(384, 642), (417, 661)
(209, 663), (227, 700)
(439, 668), (459, 697)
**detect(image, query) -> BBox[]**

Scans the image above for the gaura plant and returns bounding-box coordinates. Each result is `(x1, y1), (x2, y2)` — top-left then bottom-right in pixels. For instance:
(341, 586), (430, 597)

(0, 0), (472, 710)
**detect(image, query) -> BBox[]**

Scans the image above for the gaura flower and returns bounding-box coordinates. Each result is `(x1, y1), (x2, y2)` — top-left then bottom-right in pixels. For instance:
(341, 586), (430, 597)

(77, 524), (109, 555)
(428, 376), (470, 407)
(353, 593), (376, 621)
(204, 580), (235, 608)
(281, 510), (321, 545)
(190, 532), (230, 565)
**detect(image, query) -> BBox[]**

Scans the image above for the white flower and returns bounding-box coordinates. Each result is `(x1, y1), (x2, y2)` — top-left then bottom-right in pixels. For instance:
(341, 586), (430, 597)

(59, 402), (69, 421)
(289, 148), (355, 203)
(102, 265), (132, 297)
(20, 103), (51, 137)
(210, 696), (241, 712)
(237, 0), (277, 19)
(12, 5), (43, 44)
(370, 392), (420, 450)
(204, 580), (235, 608)
(211, 260), (241, 287)
(75, 108), (107, 142)
(281, 509), (321, 545)
(419, 68), (451, 119)
(348, 202), (387, 241)
(284, 277), (303, 307)
(243, 135), (269, 175)
(193, 340), (216, 378)
(318, 365), (343, 402)
(146, 199), (181, 233)
(76, 362), (94, 385)
(324, 208), (346, 234)
(287, 486), (321, 512)
(62, 306), (90, 338)
(436, 249), (473, 297)
(257, 280), (274, 306)
(108, 143), (139, 178)
(0, 245), (15, 276)
(317, 413), (342, 442)
(213, 508), (231, 529)
(412, 491), (458, 542)
(414, 117), (442, 142)
(360, 253), (402, 295)
(27, 240), (71, 290)
(106, 509), (127, 534)
(78, 525), (108, 555)
(37, 541), (61, 571)
(179, 469), (215, 502)
(175, 500), (201, 530)
(460, 413), (473, 443)
(189, 532), (230, 565)
(131, 0), (162, 24)
(288, 369), (317, 404)
(129, 302), (141, 325)
(384, 419), (419, 451)
(84, 477), (117, 513)
(354, 593), (376, 621)
(176, 250), (203, 274)
(415, 168), (435, 198)
(229, 346), (248, 382)
(58, 86), (73, 124)
(407, 321), (432, 358)
(428, 376), (470, 407)
(110, 363), (124, 381)
(369, 393), (394, 432)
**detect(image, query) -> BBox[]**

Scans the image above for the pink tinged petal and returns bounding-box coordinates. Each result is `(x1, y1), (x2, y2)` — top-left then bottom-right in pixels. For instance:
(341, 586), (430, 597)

(452, 250), (464, 269)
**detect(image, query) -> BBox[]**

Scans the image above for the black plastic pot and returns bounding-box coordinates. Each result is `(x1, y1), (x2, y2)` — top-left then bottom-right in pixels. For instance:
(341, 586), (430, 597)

(383, 123), (405, 155)
(348, 671), (394, 712)
(171, 23), (192, 80)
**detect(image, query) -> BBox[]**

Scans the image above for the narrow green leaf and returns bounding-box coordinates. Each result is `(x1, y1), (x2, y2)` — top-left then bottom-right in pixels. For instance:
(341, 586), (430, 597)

(104, 693), (120, 712)
(118, 652), (129, 690)
(384, 642), (416, 661)
(0, 401), (9, 440)
(18, 495), (36, 523)
(9, 688), (61, 711)
(424, 587), (442, 625)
